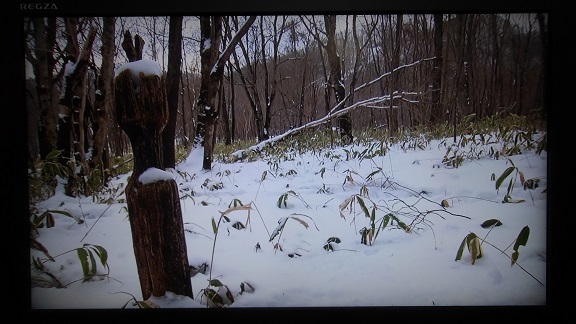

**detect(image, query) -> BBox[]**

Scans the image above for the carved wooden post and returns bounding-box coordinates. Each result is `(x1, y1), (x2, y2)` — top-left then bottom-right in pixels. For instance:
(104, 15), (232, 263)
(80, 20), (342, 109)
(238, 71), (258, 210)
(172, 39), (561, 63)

(115, 62), (193, 300)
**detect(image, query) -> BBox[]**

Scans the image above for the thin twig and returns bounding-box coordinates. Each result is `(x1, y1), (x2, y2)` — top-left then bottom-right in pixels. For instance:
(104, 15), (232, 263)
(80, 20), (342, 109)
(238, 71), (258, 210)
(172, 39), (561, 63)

(81, 203), (113, 242)
(479, 239), (545, 287)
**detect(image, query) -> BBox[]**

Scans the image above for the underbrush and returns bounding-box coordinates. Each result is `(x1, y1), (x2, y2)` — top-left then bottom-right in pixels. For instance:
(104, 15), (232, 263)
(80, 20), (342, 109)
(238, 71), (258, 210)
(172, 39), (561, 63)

(214, 112), (546, 168)
(29, 111), (547, 308)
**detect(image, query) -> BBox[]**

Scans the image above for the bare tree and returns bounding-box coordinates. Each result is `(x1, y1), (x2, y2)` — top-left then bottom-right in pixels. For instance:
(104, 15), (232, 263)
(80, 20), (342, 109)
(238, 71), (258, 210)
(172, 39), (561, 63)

(195, 15), (256, 170)
(163, 16), (183, 169)
(60, 19), (97, 196)
(324, 15), (353, 143)
(431, 14), (444, 125)
(536, 13), (547, 118)
(229, 16), (286, 142)
(386, 14), (403, 134)
(220, 61), (235, 144)
(347, 16), (378, 113)
(25, 17), (58, 161)
(228, 17), (262, 141)
(91, 17), (116, 185)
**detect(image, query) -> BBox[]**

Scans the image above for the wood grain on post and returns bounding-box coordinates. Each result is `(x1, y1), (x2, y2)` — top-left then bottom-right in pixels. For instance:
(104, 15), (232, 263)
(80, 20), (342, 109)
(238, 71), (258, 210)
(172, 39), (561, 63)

(115, 68), (193, 300)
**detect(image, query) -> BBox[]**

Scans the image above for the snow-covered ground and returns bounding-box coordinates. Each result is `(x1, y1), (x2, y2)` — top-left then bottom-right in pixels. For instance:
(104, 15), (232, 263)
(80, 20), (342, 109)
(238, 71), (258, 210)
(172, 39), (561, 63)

(30, 133), (547, 310)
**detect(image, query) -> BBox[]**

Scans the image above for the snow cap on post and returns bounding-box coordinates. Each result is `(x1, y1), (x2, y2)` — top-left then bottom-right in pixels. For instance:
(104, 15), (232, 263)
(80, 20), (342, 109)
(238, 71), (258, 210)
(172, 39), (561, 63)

(115, 59), (163, 91)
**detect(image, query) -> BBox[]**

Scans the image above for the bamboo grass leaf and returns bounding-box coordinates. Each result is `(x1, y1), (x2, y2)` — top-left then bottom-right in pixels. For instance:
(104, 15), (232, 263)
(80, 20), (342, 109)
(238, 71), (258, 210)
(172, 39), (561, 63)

(481, 219), (503, 228)
(513, 226), (530, 251)
(290, 216), (309, 229)
(519, 171), (525, 186)
(203, 288), (224, 307)
(269, 217), (288, 242)
(496, 166), (515, 191)
(506, 178), (514, 197)
(465, 233), (483, 264)
(45, 149), (61, 160)
(455, 236), (467, 261)
(224, 285), (234, 304)
(209, 279), (224, 287)
(89, 244), (109, 269)
(87, 248), (97, 279)
(76, 247), (90, 279)
(277, 193), (287, 208)
(211, 217), (218, 234)
(47, 209), (75, 219)
(30, 237), (55, 261)
(356, 196), (370, 218)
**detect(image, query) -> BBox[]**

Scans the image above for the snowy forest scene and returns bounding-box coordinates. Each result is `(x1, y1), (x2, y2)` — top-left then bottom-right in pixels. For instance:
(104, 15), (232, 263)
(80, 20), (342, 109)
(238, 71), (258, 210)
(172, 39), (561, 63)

(18, 7), (556, 319)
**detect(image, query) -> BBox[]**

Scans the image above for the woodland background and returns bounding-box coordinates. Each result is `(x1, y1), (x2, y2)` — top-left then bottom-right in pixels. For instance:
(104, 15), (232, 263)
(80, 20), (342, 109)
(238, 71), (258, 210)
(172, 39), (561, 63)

(24, 14), (547, 197)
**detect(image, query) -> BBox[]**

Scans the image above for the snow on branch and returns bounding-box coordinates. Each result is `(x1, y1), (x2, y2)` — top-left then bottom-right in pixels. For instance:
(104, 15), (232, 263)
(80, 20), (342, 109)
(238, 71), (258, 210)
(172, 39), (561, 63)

(329, 57), (435, 115)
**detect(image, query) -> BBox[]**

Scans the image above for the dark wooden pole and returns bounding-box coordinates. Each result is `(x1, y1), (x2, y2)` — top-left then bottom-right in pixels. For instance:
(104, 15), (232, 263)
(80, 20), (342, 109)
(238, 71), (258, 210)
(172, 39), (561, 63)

(115, 68), (193, 300)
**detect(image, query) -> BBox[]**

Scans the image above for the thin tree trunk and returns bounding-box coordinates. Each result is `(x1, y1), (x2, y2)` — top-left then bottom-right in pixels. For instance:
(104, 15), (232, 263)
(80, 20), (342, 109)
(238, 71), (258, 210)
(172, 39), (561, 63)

(92, 17), (115, 184)
(219, 77), (232, 145)
(453, 14), (467, 141)
(431, 14), (443, 125)
(62, 26), (97, 196)
(231, 49), (264, 141)
(389, 14), (402, 134)
(195, 16), (223, 170)
(324, 15), (352, 144)
(32, 17), (58, 160)
(536, 13), (547, 118)
(229, 63), (236, 143)
(163, 16), (183, 169)
(196, 16), (256, 170)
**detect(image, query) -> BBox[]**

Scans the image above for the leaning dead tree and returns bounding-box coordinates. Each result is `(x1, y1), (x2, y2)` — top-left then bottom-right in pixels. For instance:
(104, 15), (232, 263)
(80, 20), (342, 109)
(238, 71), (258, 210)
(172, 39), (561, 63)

(231, 58), (435, 161)
(115, 62), (193, 301)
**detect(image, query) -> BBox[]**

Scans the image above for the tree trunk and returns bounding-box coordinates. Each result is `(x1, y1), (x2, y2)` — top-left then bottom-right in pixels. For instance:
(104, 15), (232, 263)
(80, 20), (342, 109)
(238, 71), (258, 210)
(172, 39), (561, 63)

(163, 16), (183, 169)
(324, 15), (352, 144)
(195, 16), (223, 170)
(196, 16), (256, 170)
(229, 16), (264, 142)
(115, 68), (193, 301)
(453, 14), (468, 141)
(219, 75), (232, 145)
(92, 17), (115, 185)
(231, 44), (264, 142)
(227, 62), (236, 144)
(32, 17), (58, 160)
(464, 15), (474, 117)
(431, 14), (443, 125)
(389, 14), (402, 135)
(536, 13), (547, 119)
(61, 26), (97, 196)
(261, 16), (284, 141)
